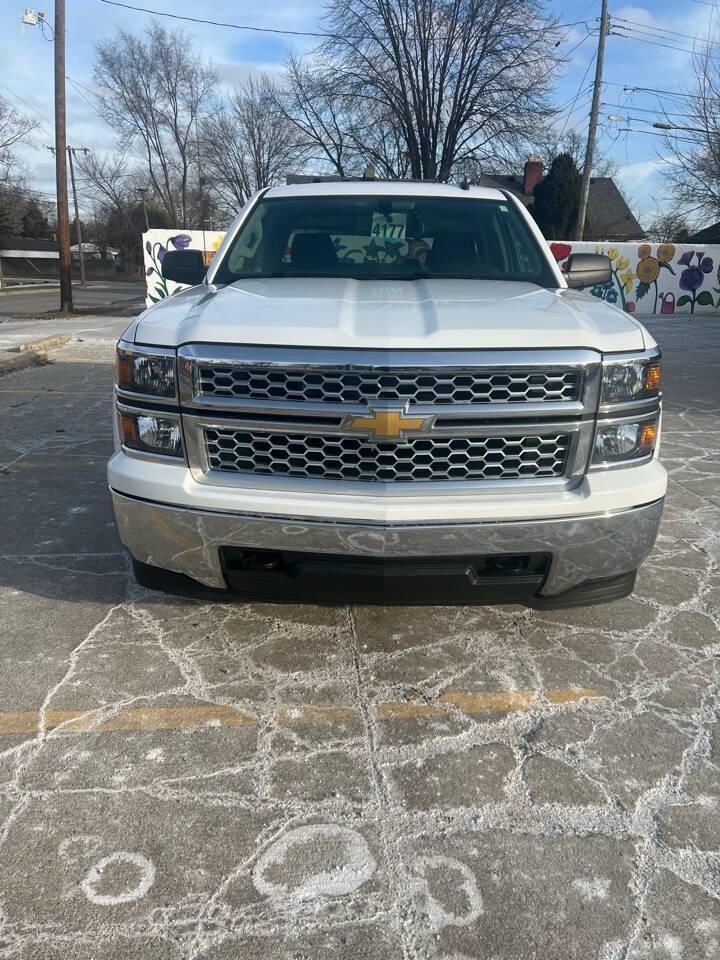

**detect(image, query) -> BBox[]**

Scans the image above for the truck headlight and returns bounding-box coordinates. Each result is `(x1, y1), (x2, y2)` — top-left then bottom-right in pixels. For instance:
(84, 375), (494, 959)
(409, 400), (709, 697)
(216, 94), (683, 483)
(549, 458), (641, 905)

(116, 345), (176, 398)
(120, 411), (184, 458)
(593, 419), (657, 464)
(601, 357), (661, 404)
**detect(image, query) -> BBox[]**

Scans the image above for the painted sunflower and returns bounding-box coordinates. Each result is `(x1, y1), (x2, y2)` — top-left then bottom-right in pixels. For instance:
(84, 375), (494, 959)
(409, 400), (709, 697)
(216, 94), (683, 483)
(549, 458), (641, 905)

(636, 256), (661, 284)
(657, 243), (676, 264)
(638, 243), (652, 259)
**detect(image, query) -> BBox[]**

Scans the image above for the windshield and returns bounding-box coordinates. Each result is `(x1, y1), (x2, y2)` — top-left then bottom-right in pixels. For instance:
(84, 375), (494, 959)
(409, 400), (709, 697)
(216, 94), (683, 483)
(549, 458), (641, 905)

(214, 194), (556, 285)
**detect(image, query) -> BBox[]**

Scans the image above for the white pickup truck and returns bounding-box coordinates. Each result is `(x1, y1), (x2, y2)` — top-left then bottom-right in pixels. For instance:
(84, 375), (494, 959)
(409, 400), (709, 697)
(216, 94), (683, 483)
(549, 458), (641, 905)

(108, 181), (666, 606)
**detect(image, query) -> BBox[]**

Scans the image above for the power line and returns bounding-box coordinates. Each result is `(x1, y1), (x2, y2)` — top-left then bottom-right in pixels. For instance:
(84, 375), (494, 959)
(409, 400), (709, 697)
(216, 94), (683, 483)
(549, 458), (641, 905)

(558, 51), (597, 138)
(558, 29), (596, 66)
(612, 16), (720, 50)
(602, 111), (703, 134)
(601, 101), (694, 119)
(67, 76), (110, 126)
(611, 127), (703, 145)
(97, 0), (331, 37)
(97, 0), (594, 40)
(611, 27), (720, 62)
(0, 80), (54, 137)
(604, 82), (705, 103)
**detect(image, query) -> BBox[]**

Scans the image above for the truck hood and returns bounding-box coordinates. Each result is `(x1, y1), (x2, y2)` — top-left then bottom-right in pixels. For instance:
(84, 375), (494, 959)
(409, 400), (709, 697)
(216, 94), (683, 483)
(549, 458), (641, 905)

(133, 278), (649, 353)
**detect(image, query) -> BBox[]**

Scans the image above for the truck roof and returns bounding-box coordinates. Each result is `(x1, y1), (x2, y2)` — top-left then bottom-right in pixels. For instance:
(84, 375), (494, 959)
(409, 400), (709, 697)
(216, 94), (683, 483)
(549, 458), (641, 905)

(264, 180), (507, 201)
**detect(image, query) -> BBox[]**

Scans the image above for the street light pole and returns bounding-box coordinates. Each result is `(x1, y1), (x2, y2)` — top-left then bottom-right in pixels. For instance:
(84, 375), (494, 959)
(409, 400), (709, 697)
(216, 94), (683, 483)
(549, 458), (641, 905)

(67, 146), (87, 287)
(54, 0), (73, 311)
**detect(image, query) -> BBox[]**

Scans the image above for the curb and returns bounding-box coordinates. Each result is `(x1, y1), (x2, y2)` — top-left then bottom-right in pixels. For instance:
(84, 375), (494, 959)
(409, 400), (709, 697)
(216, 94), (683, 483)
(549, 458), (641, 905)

(0, 283), (60, 295)
(0, 351), (46, 375)
(0, 333), (72, 377)
(18, 333), (72, 353)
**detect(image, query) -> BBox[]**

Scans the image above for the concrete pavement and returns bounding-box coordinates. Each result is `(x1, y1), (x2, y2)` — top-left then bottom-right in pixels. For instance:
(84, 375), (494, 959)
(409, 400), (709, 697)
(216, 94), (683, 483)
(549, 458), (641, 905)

(0, 318), (718, 958)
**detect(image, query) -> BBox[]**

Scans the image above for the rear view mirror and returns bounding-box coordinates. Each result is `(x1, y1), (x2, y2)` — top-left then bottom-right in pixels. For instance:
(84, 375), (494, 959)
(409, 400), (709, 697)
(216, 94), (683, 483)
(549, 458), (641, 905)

(161, 249), (206, 286)
(563, 253), (612, 290)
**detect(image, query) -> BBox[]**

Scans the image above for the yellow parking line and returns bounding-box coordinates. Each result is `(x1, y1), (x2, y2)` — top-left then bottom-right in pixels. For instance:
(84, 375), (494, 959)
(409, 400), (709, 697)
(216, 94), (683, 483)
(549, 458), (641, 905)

(0, 689), (600, 736)
(376, 688), (599, 720)
(0, 705), (256, 735)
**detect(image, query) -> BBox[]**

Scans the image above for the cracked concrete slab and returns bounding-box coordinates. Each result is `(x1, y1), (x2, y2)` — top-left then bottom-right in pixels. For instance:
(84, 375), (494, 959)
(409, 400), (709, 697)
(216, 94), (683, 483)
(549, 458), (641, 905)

(0, 320), (718, 958)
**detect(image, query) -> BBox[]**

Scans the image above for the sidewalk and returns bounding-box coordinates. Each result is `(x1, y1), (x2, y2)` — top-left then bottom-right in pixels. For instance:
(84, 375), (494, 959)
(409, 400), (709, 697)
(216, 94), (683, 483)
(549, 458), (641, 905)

(0, 313), (132, 350)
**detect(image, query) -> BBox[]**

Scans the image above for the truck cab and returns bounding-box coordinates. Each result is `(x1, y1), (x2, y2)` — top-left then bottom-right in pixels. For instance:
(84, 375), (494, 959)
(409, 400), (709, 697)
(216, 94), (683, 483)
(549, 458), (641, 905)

(109, 181), (665, 606)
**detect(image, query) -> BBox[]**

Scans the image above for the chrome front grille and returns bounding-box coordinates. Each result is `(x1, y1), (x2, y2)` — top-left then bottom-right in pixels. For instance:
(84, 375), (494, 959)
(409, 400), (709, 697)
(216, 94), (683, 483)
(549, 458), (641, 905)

(179, 346), (600, 490)
(196, 365), (581, 405)
(205, 428), (572, 483)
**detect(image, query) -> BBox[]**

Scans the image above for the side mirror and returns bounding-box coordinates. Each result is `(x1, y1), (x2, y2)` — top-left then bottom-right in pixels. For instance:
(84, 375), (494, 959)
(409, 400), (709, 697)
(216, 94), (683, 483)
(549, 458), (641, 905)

(563, 253), (612, 290)
(161, 249), (206, 286)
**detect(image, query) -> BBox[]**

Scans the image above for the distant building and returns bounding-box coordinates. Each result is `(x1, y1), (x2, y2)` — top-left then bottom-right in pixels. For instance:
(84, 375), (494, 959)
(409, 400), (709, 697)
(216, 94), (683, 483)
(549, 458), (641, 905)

(70, 242), (121, 262)
(0, 235), (59, 260)
(477, 157), (645, 242)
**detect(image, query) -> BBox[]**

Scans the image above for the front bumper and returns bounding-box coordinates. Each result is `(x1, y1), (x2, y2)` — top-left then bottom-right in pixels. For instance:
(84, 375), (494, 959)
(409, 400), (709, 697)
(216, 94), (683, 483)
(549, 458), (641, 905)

(110, 489), (664, 598)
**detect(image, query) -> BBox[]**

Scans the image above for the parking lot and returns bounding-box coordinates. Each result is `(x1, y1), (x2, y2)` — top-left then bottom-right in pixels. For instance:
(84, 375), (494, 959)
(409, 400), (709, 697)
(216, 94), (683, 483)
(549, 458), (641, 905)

(0, 316), (718, 959)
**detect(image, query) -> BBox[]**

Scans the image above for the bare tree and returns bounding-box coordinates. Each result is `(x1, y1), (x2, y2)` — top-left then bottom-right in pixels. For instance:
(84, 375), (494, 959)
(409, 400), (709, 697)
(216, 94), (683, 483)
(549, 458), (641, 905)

(663, 42), (720, 221)
(0, 96), (37, 185)
(75, 151), (137, 218)
(645, 211), (690, 243)
(94, 23), (216, 226)
(280, 55), (360, 176)
(533, 129), (618, 179)
(75, 151), (176, 274)
(300, 0), (561, 181)
(202, 74), (303, 213)
(0, 96), (38, 235)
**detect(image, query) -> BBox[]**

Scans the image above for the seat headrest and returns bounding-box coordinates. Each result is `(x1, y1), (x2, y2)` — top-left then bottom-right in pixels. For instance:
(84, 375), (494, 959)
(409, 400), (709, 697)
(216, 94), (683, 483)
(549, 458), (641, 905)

(291, 232), (338, 270)
(427, 231), (477, 269)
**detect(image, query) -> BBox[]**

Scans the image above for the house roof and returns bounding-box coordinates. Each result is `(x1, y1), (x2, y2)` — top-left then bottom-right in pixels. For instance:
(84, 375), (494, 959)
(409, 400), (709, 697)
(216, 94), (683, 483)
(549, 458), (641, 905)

(686, 221), (720, 243)
(0, 235), (57, 252)
(476, 174), (645, 242)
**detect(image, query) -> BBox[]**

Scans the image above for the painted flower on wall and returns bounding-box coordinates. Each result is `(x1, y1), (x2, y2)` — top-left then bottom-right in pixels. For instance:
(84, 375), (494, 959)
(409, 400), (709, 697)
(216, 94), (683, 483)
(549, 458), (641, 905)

(591, 247), (636, 312)
(549, 242), (573, 270)
(634, 243), (675, 313)
(169, 234), (192, 250)
(145, 241), (170, 302)
(677, 250), (714, 314)
(589, 280), (618, 304)
(145, 234), (197, 302)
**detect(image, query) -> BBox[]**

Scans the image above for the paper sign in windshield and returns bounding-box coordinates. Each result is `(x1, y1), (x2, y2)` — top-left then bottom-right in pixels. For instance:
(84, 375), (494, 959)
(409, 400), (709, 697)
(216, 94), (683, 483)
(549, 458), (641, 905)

(371, 212), (407, 241)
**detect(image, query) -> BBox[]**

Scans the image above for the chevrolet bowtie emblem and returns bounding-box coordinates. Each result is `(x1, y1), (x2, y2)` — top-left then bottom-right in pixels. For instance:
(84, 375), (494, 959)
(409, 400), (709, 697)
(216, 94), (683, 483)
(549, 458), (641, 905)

(344, 406), (434, 441)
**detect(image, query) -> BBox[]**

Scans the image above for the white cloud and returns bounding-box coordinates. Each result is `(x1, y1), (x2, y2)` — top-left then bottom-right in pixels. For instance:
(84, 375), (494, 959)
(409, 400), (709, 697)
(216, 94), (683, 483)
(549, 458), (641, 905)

(616, 158), (669, 186)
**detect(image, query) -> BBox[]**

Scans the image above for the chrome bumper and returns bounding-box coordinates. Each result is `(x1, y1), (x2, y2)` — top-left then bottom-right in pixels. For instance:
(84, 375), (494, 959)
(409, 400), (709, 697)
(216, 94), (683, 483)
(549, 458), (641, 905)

(110, 491), (664, 596)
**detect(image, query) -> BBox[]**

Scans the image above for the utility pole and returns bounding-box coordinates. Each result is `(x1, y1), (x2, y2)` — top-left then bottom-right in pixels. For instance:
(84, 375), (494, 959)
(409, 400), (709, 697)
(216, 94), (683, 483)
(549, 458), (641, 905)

(67, 147), (86, 287)
(53, 0), (72, 310)
(575, 0), (610, 242)
(137, 188), (150, 232)
(22, 6), (72, 307)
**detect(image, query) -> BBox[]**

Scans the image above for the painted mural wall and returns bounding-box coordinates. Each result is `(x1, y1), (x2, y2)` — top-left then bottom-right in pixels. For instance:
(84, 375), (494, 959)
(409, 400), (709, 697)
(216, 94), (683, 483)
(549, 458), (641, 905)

(143, 229), (719, 317)
(549, 241), (720, 317)
(143, 230), (225, 305)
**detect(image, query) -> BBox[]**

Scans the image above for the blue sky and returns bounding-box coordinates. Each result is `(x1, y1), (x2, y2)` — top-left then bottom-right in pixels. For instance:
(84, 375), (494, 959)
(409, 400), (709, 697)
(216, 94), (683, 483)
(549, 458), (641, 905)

(0, 0), (715, 228)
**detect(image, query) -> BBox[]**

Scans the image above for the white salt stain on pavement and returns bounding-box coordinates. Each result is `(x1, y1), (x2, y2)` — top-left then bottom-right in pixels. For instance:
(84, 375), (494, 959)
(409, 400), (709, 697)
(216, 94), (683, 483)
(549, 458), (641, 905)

(572, 877), (611, 902)
(252, 824), (376, 899)
(80, 852), (156, 906)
